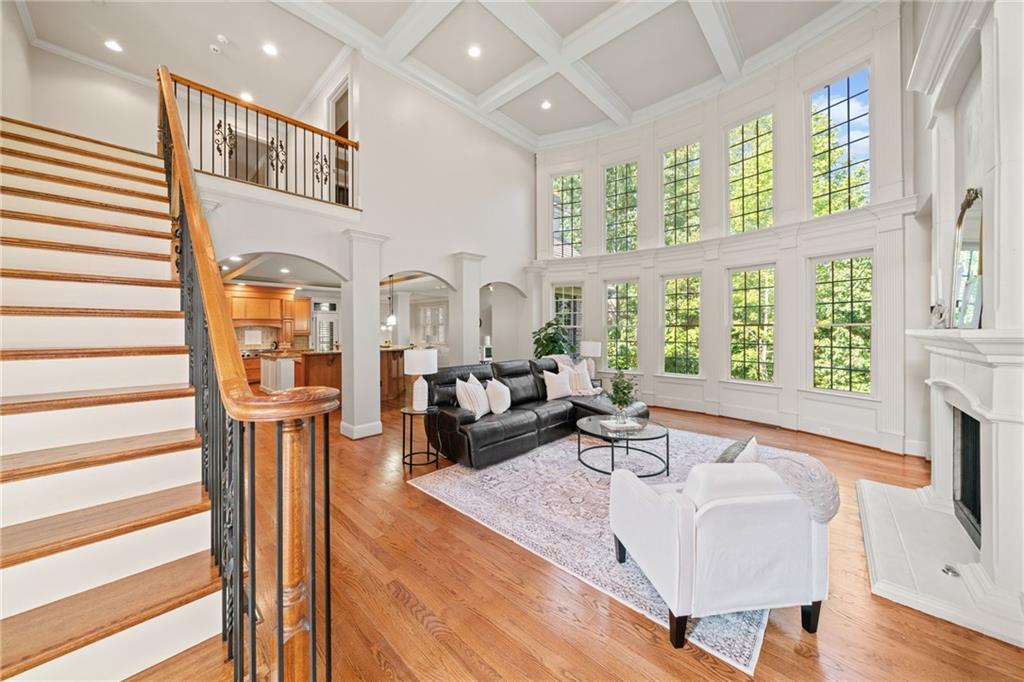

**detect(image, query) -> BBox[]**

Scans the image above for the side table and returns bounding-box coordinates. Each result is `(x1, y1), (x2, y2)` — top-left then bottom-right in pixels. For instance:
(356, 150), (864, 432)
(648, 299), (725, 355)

(400, 407), (438, 474)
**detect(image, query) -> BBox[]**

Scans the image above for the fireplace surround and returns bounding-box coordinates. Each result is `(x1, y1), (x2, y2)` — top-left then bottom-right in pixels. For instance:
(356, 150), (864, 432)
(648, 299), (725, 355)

(953, 408), (982, 548)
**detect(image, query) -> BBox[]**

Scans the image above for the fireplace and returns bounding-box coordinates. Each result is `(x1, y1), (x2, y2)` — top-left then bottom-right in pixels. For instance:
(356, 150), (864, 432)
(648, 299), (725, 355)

(952, 409), (981, 548)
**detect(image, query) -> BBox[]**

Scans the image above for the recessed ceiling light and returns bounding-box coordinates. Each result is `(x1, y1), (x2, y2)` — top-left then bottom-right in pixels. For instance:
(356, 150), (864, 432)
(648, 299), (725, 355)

(467, 44), (482, 59)
(280, 268), (290, 274)
(262, 42), (278, 57)
(296, 287), (303, 290)
(239, 92), (254, 103)
(104, 40), (123, 53)
(221, 265), (229, 271)
(229, 255), (242, 262)
(541, 100), (552, 110)
(238, 282), (247, 287)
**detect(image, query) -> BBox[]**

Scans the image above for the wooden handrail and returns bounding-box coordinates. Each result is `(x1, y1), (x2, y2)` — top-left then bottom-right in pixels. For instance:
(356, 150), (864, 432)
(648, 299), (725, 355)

(168, 71), (359, 150)
(156, 65), (339, 422)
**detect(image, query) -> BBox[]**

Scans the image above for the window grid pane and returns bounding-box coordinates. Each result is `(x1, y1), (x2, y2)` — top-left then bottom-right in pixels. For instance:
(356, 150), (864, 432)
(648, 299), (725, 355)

(811, 67), (870, 217)
(606, 281), (638, 370)
(552, 174), (582, 257)
(553, 285), (583, 351)
(663, 143), (701, 245)
(730, 267), (775, 382)
(605, 162), (638, 253)
(728, 114), (774, 233)
(663, 276), (700, 374)
(813, 256), (872, 393)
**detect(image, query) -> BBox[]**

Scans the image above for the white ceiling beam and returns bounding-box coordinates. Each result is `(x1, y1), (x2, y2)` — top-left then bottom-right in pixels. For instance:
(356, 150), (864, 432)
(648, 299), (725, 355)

(223, 255), (270, 282)
(688, 0), (744, 81)
(477, 59), (557, 112)
(560, 63), (631, 127)
(561, 1), (675, 62)
(384, 0), (460, 61)
(269, 0), (383, 57)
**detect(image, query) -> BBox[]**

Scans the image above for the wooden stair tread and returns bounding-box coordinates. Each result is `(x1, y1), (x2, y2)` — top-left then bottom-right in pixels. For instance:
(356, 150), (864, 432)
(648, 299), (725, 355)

(0, 115), (161, 160)
(0, 305), (183, 318)
(0, 345), (188, 360)
(0, 268), (180, 288)
(0, 483), (209, 569)
(0, 130), (164, 174)
(0, 186), (171, 220)
(0, 235), (171, 261)
(0, 382), (194, 415)
(1, 165), (168, 203)
(0, 147), (166, 187)
(0, 551), (218, 678)
(0, 428), (200, 483)
(0, 209), (173, 240)
(126, 635), (233, 682)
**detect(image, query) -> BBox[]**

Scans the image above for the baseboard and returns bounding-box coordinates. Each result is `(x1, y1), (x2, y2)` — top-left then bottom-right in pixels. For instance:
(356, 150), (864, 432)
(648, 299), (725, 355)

(904, 438), (929, 458)
(341, 420), (382, 439)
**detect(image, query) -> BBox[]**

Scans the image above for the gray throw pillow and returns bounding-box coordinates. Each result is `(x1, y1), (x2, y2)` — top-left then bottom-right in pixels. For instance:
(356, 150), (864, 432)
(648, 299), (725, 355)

(715, 436), (754, 463)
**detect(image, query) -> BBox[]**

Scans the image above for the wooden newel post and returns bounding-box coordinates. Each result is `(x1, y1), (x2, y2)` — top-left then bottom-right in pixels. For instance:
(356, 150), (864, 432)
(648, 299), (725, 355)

(280, 418), (311, 680)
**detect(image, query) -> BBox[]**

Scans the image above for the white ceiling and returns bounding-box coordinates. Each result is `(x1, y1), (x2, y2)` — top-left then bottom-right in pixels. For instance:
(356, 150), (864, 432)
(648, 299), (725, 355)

(17, 0), (874, 149)
(223, 253), (343, 289)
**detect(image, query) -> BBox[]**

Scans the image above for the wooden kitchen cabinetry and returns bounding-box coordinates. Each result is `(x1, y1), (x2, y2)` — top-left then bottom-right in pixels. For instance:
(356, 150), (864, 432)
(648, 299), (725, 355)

(293, 298), (312, 334)
(231, 296), (282, 321)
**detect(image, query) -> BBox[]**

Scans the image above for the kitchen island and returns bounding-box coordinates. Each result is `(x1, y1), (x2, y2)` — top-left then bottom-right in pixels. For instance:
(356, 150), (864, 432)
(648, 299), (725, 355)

(249, 348), (413, 401)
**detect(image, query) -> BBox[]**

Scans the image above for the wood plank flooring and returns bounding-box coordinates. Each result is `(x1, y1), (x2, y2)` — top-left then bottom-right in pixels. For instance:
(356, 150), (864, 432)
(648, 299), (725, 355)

(239, 401), (1024, 681)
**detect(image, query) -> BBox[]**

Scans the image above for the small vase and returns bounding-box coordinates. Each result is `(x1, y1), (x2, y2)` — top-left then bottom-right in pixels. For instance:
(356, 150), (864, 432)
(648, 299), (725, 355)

(615, 409), (628, 424)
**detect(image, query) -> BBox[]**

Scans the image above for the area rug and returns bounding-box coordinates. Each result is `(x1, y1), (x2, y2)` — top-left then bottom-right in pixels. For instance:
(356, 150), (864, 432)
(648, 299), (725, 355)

(408, 427), (785, 675)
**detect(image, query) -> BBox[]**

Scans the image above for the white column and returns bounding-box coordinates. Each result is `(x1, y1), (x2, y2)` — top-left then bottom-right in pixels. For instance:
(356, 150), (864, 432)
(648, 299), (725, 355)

(773, 232), (800, 428)
(449, 252), (485, 365)
(637, 126), (661, 250)
(700, 241), (724, 415)
(340, 229), (385, 439)
(581, 140), (603, 257)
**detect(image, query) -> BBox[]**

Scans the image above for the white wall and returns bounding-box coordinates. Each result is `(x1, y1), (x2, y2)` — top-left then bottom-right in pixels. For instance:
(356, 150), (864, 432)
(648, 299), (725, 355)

(1, 1), (32, 118)
(535, 3), (924, 455)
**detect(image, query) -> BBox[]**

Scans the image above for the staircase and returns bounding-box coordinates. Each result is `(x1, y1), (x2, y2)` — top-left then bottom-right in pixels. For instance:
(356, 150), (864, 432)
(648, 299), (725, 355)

(0, 116), (230, 679)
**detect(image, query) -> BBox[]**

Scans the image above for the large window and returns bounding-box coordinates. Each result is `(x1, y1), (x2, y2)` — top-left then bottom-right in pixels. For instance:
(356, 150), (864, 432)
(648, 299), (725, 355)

(664, 143), (701, 245)
(730, 267), (775, 382)
(813, 256), (872, 393)
(663, 276), (700, 374)
(728, 114), (774, 233)
(552, 173), (582, 257)
(811, 67), (870, 217)
(553, 285), (583, 351)
(605, 162), (638, 253)
(606, 281), (638, 369)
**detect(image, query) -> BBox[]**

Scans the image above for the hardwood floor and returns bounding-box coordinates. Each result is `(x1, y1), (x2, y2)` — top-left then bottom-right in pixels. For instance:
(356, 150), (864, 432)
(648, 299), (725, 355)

(241, 401), (1024, 681)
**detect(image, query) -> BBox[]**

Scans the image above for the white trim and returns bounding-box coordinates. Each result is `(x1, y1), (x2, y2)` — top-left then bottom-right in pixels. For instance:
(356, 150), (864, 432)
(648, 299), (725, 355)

(688, 0), (744, 81)
(293, 46), (353, 119)
(341, 420), (383, 439)
(383, 0), (460, 62)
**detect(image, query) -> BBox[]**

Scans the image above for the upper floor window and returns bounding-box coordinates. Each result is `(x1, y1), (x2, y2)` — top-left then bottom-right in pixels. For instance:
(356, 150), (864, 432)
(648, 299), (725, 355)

(552, 174), (582, 257)
(730, 267), (775, 382)
(664, 143), (701, 245)
(811, 67), (870, 217)
(605, 162), (638, 253)
(813, 255), (872, 393)
(663, 276), (700, 375)
(553, 285), (583, 351)
(606, 281), (638, 369)
(728, 114), (773, 233)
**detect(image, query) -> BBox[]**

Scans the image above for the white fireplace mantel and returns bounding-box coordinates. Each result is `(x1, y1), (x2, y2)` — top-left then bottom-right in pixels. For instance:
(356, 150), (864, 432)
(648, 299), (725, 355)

(857, 328), (1023, 646)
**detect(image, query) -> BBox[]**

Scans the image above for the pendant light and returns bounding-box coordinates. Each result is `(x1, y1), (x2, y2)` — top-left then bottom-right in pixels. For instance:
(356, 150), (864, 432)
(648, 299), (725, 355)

(385, 274), (397, 327)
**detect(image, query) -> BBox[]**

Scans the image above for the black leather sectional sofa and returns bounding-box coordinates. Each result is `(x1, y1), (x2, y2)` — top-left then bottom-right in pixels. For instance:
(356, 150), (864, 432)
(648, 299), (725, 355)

(424, 358), (649, 469)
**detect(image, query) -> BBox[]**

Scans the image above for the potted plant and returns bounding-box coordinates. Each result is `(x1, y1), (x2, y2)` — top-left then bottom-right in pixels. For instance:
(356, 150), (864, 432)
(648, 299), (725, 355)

(531, 319), (575, 358)
(610, 370), (636, 423)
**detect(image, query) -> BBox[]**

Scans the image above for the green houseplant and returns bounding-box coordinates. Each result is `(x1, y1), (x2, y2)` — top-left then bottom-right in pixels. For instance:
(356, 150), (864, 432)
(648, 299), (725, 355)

(531, 319), (575, 358)
(610, 370), (636, 423)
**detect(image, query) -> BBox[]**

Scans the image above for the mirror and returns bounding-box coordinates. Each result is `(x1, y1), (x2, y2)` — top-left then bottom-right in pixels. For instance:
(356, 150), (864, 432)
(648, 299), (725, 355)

(950, 188), (983, 328)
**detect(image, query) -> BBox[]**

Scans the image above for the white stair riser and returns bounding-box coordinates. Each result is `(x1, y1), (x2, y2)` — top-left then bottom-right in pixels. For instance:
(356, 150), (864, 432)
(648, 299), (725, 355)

(1, 277), (180, 309)
(1, 354), (188, 398)
(0, 193), (171, 232)
(1, 315), (184, 349)
(9, 591), (220, 680)
(0, 172), (167, 212)
(0, 137), (164, 178)
(1, 396), (194, 453)
(2, 449), (201, 526)
(1, 244), (171, 279)
(0, 121), (159, 166)
(0, 152), (167, 195)
(0, 217), (170, 254)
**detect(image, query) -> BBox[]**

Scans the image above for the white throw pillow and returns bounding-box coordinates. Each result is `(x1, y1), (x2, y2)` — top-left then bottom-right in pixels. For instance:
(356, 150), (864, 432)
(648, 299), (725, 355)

(485, 378), (511, 415)
(455, 376), (490, 420)
(735, 436), (760, 463)
(561, 361), (592, 396)
(543, 369), (572, 400)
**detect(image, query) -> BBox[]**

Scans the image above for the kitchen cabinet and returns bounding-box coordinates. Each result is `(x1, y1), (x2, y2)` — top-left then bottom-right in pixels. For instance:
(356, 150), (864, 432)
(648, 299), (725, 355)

(243, 357), (261, 386)
(232, 297), (281, 321)
(294, 298), (312, 334)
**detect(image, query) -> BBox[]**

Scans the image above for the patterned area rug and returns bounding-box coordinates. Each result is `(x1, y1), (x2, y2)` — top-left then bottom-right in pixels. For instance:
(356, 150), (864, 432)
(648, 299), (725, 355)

(408, 427), (776, 675)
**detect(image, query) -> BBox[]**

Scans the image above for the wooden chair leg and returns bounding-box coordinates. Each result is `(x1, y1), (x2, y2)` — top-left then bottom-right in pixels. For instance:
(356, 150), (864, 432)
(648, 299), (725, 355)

(669, 611), (687, 648)
(613, 535), (626, 563)
(801, 600), (822, 633)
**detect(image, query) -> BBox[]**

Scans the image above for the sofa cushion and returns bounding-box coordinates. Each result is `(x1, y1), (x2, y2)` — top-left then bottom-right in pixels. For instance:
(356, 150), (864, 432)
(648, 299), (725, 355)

(491, 359), (541, 405)
(513, 399), (574, 429)
(568, 394), (649, 419)
(461, 409), (538, 449)
(428, 364), (493, 407)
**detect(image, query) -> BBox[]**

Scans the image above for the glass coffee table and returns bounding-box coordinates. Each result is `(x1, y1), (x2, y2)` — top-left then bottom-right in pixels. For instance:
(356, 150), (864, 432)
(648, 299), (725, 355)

(576, 415), (670, 478)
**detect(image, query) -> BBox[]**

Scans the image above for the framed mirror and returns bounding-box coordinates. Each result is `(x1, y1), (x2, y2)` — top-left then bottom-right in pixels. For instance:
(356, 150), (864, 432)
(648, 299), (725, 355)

(950, 188), (983, 328)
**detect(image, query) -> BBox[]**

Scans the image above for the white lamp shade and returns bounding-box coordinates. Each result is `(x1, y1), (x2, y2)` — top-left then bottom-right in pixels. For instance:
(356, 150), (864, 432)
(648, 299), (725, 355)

(404, 348), (437, 376)
(579, 341), (602, 358)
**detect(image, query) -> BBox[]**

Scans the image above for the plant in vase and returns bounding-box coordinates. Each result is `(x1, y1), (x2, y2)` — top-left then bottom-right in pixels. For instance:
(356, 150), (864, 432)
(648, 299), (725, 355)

(531, 319), (576, 358)
(610, 370), (636, 424)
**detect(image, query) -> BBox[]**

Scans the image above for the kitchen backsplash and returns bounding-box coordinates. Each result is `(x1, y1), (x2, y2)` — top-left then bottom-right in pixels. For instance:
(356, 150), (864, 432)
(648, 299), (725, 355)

(236, 326), (279, 350)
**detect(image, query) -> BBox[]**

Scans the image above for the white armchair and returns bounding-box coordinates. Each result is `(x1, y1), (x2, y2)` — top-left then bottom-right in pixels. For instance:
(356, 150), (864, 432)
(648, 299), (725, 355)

(609, 463), (829, 647)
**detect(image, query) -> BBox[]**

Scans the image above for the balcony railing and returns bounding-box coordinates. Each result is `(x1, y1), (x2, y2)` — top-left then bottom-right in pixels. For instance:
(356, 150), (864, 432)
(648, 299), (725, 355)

(167, 71), (358, 208)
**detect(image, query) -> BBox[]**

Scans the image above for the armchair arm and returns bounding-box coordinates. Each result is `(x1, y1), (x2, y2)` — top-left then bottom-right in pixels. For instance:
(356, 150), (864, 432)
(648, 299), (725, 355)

(436, 405), (476, 431)
(682, 463), (790, 509)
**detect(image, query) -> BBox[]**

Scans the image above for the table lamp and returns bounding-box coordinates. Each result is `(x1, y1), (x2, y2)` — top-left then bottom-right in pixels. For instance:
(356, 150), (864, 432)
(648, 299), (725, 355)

(579, 340), (602, 378)
(404, 348), (438, 411)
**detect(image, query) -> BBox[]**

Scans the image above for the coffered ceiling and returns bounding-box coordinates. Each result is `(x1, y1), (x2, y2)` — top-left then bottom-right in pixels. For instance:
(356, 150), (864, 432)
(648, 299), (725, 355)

(16, 0), (875, 150)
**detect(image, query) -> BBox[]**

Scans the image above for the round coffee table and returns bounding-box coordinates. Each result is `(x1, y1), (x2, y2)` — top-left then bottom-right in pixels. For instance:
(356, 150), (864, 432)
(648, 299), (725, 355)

(576, 415), (670, 477)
